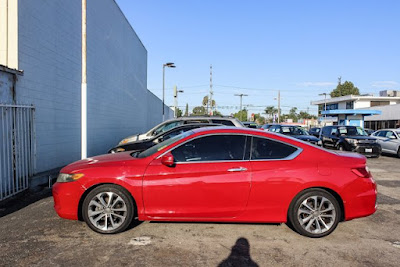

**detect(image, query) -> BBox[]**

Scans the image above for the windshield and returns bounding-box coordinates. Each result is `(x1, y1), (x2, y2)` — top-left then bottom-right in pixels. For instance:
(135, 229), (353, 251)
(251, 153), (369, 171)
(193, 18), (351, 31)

(281, 126), (309, 135)
(338, 126), (368, 136)
(146, 120), (183, 137)
(137, 131), (193, 158)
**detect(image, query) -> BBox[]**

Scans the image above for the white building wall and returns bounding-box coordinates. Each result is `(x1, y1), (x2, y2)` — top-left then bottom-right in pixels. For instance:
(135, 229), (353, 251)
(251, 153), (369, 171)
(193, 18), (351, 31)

(14, 0), (170, 173)
(354, 100), (371, 109)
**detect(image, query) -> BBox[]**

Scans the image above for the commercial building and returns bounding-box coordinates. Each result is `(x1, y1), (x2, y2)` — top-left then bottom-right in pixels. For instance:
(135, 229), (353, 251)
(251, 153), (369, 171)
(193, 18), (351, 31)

(311, 91), (400, 127)
(0, 0), (172, 200)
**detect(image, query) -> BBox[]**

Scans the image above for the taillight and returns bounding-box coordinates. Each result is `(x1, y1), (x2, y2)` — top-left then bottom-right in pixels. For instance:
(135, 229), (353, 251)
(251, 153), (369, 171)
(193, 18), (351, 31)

(351, 166), (371, 178)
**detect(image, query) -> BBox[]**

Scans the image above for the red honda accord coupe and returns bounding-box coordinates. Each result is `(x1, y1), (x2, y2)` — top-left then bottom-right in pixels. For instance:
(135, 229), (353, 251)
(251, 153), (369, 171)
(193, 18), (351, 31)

(53, 127), (377, 238)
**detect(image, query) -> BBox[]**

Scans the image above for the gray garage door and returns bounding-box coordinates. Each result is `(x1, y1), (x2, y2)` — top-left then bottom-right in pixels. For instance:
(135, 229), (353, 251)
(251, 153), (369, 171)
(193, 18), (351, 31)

(0, 104), (35, 201)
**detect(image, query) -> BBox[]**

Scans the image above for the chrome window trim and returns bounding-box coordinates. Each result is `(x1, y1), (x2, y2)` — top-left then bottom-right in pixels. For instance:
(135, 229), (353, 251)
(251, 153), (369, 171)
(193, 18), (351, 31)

(156, 133), (303, 163)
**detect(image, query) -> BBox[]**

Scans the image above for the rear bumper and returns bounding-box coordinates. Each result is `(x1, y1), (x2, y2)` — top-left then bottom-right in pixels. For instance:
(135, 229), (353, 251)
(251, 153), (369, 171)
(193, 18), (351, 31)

(52, 182), (85, 220)
(343, 177), (377, 221)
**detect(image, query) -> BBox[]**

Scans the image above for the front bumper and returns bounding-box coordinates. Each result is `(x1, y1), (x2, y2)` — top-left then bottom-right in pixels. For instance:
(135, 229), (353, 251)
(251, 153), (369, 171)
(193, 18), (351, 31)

(52, 182), (86, 220)
(351, 143), (381, 157)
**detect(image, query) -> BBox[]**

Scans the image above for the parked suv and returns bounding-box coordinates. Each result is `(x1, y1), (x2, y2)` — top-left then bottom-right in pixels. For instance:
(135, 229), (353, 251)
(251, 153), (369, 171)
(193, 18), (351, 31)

(118, 116), (244, 145)
(320, 126), (381, 157)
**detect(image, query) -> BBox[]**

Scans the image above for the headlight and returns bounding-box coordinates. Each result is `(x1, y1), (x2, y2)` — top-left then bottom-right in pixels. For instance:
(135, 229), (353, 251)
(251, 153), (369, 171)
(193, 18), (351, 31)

(56, 173), (85, 183)
(119, 137), (135, 145)
(345, 138), (357, 145)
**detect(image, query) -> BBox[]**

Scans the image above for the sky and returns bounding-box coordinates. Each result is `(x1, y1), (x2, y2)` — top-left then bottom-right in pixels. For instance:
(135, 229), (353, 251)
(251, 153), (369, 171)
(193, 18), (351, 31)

(116, 0), (400, 116)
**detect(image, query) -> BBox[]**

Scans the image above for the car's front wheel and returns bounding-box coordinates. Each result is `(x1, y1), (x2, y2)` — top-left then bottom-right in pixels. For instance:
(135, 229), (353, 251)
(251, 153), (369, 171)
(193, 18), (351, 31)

(82, 185), (134, 234)
(288, 189), (341, 238)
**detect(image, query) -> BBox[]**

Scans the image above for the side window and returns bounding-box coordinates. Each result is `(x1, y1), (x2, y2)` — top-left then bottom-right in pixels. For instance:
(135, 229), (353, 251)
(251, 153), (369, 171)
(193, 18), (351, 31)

(386, 131), (396, 138)
(330, 128), (338, 136)
(171, 135), (246, 162)
(377, 131), (387, 137)
(184, 120), (209, 124)
(211, 119), (235, 126)
(154, 121), (183, 135)
(270, 126), (278, 132)
(251, 137), (298, 160)
(321, 127), (330, 136)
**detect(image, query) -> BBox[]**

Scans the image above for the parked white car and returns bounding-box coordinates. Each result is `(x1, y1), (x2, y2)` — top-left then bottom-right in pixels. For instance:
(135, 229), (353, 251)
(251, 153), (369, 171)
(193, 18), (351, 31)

(371, 129), (400, 157)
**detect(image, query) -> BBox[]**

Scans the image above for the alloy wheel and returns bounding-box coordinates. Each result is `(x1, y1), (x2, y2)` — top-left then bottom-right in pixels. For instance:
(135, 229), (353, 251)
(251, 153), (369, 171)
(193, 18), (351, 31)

(87, 191), (128, 232)
(297, 195), (336, 235)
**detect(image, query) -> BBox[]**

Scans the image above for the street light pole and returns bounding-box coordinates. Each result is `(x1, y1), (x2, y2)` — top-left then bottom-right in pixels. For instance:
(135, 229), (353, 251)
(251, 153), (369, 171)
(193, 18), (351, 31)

(162, 62), (176, 121)
(319, 93), (327, 125)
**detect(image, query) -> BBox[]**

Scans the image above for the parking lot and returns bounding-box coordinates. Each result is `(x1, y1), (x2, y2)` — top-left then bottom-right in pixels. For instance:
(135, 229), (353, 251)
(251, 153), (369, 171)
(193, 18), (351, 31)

(0, 154), (399, 267)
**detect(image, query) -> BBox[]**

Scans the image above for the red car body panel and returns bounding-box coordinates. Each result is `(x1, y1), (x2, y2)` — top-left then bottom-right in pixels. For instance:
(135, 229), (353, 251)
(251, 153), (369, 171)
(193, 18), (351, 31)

(52, 127), (377, 224)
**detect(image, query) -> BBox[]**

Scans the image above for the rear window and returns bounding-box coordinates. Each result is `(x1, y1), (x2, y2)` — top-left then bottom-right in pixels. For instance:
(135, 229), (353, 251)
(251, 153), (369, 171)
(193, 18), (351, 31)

(251, 137), (298, 160)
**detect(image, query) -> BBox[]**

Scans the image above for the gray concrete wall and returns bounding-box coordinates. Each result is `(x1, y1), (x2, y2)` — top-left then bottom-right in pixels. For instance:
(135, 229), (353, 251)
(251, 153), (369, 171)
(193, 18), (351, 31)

(12, 0), (171, 174)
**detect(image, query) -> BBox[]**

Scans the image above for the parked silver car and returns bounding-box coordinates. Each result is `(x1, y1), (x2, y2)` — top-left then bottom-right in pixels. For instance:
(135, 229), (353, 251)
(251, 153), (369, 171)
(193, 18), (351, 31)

(117, 116), (244, 145)
(371, 129), (400, 157)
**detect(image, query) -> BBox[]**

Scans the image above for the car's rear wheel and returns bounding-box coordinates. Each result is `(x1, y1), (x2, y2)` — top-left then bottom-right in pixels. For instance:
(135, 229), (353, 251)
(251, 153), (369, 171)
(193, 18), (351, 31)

(397, 147), (400, 158)
(82, 185), (134, 234)
(288, 189), (341, 238)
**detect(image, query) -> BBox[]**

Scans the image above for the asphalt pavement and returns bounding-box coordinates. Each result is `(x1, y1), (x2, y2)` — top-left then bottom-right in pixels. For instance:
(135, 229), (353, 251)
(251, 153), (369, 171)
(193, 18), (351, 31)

(0, 155), (399, 266)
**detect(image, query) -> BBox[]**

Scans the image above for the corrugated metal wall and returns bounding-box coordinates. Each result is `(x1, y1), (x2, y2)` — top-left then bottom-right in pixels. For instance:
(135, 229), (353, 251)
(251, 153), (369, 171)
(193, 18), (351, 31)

(6, 0), (172, 175)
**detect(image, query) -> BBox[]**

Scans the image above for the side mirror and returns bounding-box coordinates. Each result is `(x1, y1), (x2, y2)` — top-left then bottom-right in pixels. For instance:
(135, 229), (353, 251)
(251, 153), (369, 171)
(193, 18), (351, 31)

(161, 152), (175, 167)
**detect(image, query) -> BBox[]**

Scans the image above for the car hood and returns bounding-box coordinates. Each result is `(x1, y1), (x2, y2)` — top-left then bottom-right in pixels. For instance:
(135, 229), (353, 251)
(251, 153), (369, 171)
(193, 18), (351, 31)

(342, 135), (376, 140)
(61, 152), (138, 173)
(293, 135), (320, 141)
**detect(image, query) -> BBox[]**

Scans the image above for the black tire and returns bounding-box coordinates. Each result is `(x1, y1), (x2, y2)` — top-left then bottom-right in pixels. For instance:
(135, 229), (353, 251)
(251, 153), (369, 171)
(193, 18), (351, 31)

(288, 189), (341, 238)
(397, 147), (400, 158)
(82, 185), (134, 234)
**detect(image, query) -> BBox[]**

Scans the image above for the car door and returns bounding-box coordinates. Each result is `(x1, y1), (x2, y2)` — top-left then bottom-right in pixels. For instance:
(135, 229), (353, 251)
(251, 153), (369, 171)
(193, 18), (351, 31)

(247, 136), (302, 220)
(143, 134), (251, 218)
(373, 130), (388, 152)
(322, 127), (335, 147)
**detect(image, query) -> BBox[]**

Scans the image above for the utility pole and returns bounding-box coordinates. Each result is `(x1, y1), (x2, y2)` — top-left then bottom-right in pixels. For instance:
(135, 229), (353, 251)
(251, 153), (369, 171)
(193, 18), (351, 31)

(338, 76), (342, 96)
(81, 0), (87, 159)
(234, 93), (248, 121)
(277, 90), (281, 123)
(209, 65), (213, 115)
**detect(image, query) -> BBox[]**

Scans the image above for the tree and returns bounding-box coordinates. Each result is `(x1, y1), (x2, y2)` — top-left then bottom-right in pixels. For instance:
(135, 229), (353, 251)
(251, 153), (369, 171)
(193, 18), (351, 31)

(192, 106), (206, 115)
(176, 108), (183, 117)
(202, 95), (216, 108)
(330, 81), (360, 97)
(184, 103), (189, 116)
(288, 107), (298, 122)
(298, 111), (317, 120)
(233, 109), (248, 122)
(254, 113), (266, 124)
(264, 106), (278, 122)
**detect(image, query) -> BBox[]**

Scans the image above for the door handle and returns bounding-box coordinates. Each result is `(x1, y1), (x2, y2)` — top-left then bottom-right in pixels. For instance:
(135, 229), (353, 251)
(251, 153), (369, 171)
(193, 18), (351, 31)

(227, 167), (248, 172)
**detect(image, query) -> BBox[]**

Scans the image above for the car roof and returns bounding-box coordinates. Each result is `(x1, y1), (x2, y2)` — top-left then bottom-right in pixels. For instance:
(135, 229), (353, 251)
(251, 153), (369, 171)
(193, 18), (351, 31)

(190, 126), (272, 135)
